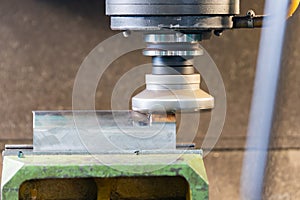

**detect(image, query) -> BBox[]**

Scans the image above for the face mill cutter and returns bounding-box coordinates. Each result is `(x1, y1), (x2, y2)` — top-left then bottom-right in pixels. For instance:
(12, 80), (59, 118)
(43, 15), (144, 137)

(1, 1), (265, 200)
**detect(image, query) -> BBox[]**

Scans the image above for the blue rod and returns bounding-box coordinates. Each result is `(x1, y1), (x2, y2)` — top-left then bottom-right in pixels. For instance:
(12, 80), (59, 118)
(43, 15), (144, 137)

(240, 1), (289, 199)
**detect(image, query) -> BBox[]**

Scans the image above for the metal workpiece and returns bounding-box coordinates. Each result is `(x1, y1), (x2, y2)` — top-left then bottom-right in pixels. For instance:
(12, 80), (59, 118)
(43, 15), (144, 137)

(106, 0), (240, 15)
(33, 111), (176, 153)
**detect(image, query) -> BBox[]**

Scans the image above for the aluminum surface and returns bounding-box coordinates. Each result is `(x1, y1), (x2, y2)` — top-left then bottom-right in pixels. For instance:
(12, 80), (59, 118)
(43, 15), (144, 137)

(33, 111), (176, 153)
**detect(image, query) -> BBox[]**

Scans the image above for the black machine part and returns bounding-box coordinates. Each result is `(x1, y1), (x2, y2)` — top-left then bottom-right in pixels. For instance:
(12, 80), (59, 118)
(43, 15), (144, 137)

(106, 0), (263, 31)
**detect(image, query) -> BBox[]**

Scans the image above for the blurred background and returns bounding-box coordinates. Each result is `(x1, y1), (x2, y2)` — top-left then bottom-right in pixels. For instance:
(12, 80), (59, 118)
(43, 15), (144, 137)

(0, 0), (299, 199)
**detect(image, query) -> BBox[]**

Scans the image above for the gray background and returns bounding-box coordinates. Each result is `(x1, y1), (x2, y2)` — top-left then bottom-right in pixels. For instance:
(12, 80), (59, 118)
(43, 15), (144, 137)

(0, 0), (299, 199)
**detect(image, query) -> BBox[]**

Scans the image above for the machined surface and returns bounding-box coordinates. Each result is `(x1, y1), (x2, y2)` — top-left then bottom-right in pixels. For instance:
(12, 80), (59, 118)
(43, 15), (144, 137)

(106, 0), (240, 15)
(33, 111), (176, 153)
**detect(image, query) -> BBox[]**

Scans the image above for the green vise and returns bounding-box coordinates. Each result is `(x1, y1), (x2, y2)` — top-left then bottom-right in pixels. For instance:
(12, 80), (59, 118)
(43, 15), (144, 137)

(1, 152), (208, 200)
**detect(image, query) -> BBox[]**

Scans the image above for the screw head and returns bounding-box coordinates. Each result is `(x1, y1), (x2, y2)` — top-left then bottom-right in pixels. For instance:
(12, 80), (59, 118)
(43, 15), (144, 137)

(247, 10), (256, 17)
(123, 30), (131, 38)
(18, 151), (24, 158)
(214, 30), (223, 37)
